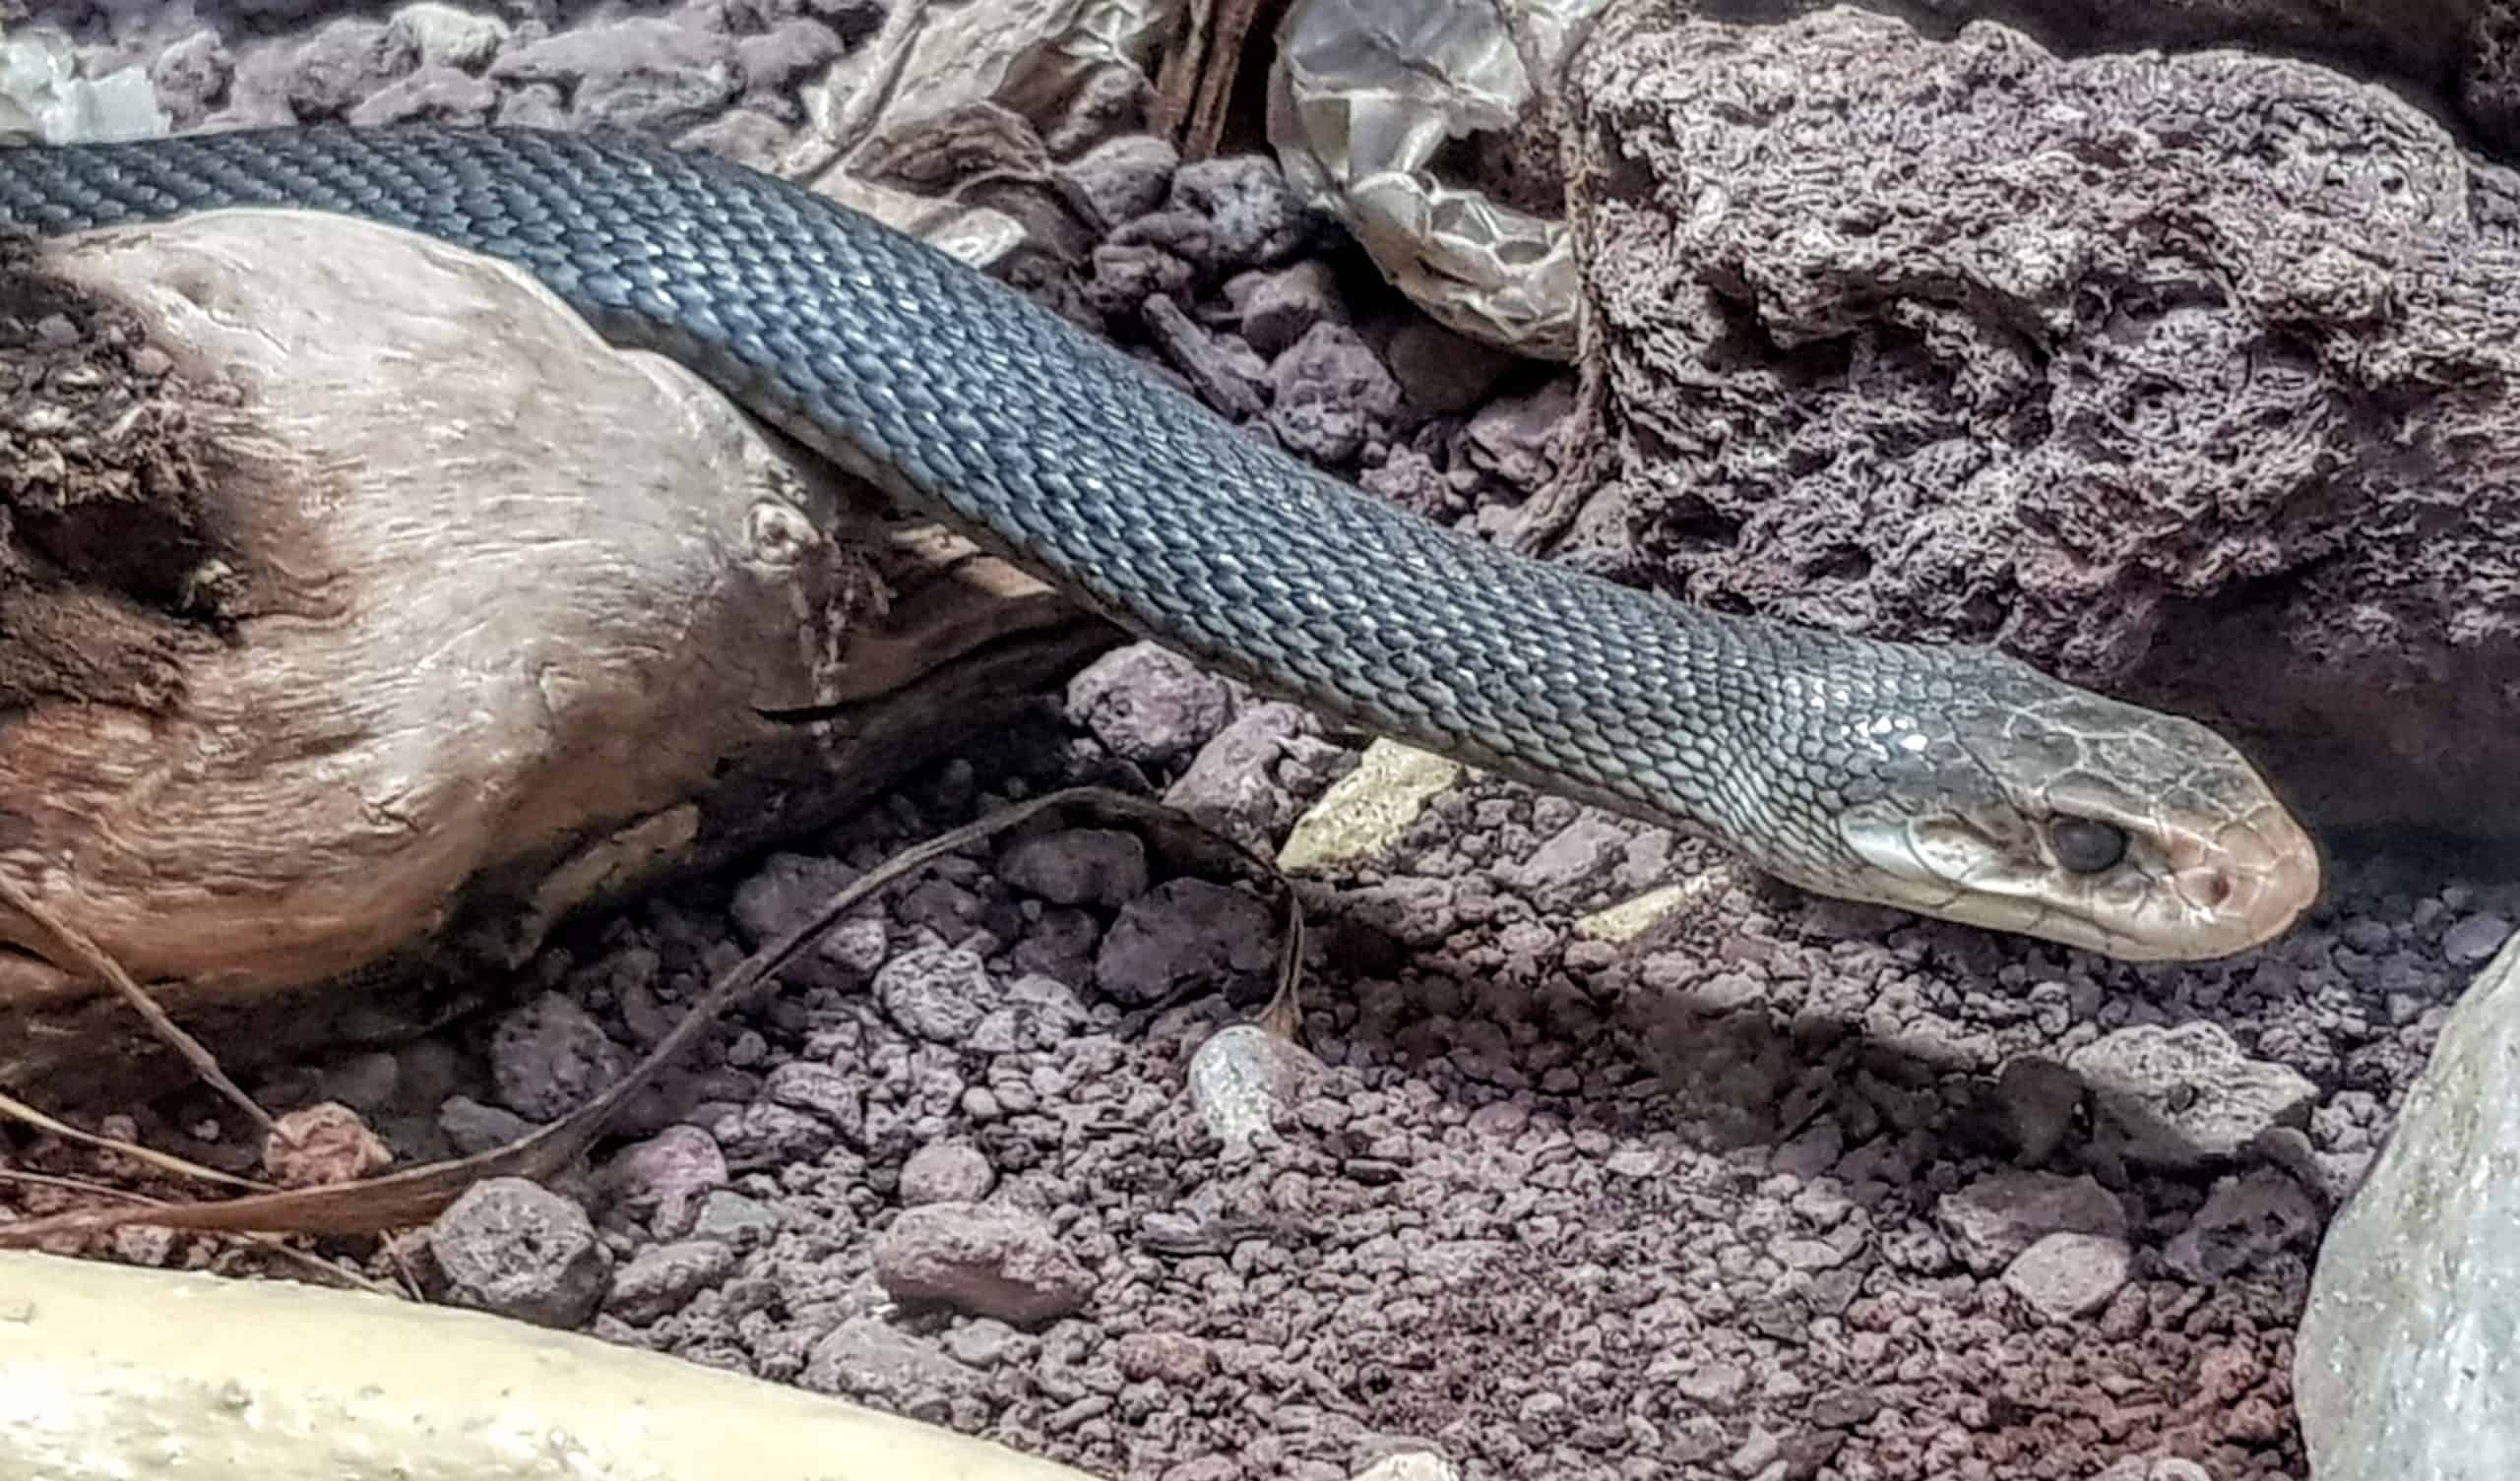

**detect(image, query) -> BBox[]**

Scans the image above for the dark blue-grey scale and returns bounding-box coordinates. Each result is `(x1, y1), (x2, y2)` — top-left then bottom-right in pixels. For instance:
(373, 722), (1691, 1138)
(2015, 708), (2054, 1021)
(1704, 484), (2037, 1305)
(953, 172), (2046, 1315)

(0, 124), (2035, 886)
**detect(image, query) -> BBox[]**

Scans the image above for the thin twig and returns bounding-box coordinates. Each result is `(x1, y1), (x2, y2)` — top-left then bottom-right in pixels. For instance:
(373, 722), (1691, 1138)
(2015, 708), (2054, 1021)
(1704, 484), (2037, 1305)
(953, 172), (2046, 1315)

(0, 786), (1310, 1245)
(0, 1083), (264, 1192)
(0, 1167), (400, 1296)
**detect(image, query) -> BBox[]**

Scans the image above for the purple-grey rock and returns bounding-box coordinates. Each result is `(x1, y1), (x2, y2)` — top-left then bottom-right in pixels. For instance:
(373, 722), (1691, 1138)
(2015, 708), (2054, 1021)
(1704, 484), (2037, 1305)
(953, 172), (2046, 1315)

(1188, 1021), (1322, 1147)
(2445, 912), (2513, 967)
(818, 914), (891, 976)
(429, 1178), (611, 1328)
(1464, 377), (1576, 493)
(1064, 641), (1236, 768)
(1062, 133), (1180, 226)
(900, 1138), (996, 1205)
(491, 18), (739, 132)
(1935, 1170), (2127, 1275)
(1385, 319), (1520, 415)
(489, 992), (629, 1122)
(729, 850), (858, 947)
(693, 1188), (783, 1243)
(1095, 879), (1280, 1008)
(803, 1316), (981, 1415)
(2165, 1169), (2321, 1282)
(315, 1051), (400, 1113)
(1238, 260), (1347, 359)
(1004, 972), (1092, 1043)
(1139, 295), (1272, 421)
(1991, 1053), (2086, 1164)
(1012, 907), (1101, 986)
(599, 1125), (729, 1236)
(896, 875), (999, 946)
(1117, 154), (1315, 272)
(736, 17), (842, 97)
(708, 1098), (836, 1172)
(149, 31), (233, 125)
(1501, 814), (1633, 908)
(438, 1094), (536, 1156)
(2066, 1021), (2317, 1167)
(1269, 321), (1405, 464)
(347, 64), (499, 125)
(387, 2), (511, 71)
(872, 1201), (1095, 1323)
(999, 828), (1150, 909)
(287, 19), (421, 119)
(763, 1061), (865, 1143)
(604, 1238), (736, 1323)
(1163, 701), (1325, 851)
(2001, 1232), (2134, 1322)
(218, 42), (299, 128)
(874, 945), (995, 1043)
(494, 82), (567, 128)
(1083, 241), (1197, 322)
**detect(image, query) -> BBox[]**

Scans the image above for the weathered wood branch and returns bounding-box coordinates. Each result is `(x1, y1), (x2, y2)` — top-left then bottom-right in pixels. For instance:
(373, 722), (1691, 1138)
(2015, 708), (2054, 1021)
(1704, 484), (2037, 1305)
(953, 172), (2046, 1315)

(0, 211), (1114, 1104)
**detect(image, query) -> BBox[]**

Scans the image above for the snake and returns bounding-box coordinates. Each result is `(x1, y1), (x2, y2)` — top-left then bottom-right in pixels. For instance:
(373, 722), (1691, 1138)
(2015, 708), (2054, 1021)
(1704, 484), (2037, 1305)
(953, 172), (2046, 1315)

(0, 124), (2320, 961)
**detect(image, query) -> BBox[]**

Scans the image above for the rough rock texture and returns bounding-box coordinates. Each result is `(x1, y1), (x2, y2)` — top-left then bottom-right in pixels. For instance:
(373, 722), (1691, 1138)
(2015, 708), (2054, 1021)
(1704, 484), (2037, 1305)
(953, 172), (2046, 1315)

(1162, 701), (1337, 852)
(1557, 4), (2520, 840)
(428, 1177), (613, 1329)
(2068, 1023), (2320, 1168)
(998, 829), (1149, 910)
(2001, 1231), (2135, 1322)
(1937, 1170), (2128, 1273)
(1094, 879), (1281, 1007)
(900, 1138), (996, 1205)
(604, 1237), (738, 1323)
(872, 1201), (1097, 1324)
(599, 1124), (729, 1237)
(70, 0), (847, 166)
(1741, 0), (2520, 161)
(2297, 928), (2520, 1479)
(1269, 321), (1405, 464)
(490, 17), (740, 132)
(1062, 642), (1237, 769)
(490, 992), (630, 1122)
(262, 1100), (393, 1188)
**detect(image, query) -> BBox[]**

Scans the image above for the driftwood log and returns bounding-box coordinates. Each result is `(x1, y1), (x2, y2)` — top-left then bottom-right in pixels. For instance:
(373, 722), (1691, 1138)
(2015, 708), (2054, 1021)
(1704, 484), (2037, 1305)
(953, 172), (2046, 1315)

(0, 210), (1115, 1105)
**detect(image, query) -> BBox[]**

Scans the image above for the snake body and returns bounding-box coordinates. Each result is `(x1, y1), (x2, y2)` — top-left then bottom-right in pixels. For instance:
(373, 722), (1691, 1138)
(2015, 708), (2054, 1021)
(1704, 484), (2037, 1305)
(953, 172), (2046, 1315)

(0, 125), (2318, 959)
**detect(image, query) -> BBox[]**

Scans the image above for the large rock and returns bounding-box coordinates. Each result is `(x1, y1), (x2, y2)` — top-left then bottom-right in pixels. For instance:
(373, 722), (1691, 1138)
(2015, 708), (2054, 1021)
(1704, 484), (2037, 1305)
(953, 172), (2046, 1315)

(1554, 4), (2520, 839)
(1701, 1), (2520, 155)
(2294, 929), (2520, 1476)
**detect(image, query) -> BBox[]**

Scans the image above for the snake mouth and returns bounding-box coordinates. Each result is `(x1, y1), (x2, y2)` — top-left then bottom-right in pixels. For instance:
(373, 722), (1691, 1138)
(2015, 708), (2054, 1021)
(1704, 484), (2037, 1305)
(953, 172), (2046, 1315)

(1837, 796), (2323, 961)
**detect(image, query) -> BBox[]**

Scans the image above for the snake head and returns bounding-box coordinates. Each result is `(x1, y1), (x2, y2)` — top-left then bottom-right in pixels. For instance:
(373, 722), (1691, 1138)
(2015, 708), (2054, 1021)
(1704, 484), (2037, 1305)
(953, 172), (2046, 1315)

(1823, 655), (2320, 961)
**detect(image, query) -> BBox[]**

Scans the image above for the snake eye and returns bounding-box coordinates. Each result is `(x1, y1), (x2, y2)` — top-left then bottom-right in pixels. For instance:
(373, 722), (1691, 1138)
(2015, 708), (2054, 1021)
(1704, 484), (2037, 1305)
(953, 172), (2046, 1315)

(2049, 816), (2128, 874)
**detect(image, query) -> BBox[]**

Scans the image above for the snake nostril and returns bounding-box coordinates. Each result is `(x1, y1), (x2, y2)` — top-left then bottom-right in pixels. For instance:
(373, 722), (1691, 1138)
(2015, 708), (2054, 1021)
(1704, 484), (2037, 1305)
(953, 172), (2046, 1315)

(2202, 870), (2236, 910)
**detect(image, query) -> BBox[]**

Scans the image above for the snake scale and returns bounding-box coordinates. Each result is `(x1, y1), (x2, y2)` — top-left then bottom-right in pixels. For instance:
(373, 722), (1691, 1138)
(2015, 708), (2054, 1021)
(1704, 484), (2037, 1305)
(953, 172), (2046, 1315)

(0, 124), (2319, 960)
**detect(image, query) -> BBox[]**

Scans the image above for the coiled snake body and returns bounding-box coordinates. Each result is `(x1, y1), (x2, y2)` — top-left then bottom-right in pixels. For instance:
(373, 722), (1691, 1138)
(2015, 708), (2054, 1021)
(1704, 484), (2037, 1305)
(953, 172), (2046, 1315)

(0, 125), (2318, 959)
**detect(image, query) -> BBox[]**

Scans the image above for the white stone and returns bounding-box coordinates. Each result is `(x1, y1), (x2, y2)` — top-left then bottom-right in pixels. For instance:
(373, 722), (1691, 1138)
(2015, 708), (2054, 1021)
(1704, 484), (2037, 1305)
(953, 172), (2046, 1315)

(2297, 930), (2520, 1478)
